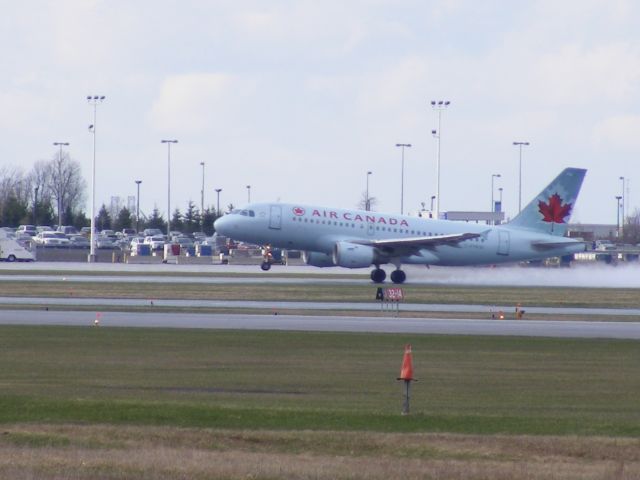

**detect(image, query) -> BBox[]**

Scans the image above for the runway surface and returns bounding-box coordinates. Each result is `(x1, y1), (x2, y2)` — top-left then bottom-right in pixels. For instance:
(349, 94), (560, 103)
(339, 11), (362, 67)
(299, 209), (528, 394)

(1, 296), (639, 316)
(4, 262), (640, 288)
(0, 309), (638, 339)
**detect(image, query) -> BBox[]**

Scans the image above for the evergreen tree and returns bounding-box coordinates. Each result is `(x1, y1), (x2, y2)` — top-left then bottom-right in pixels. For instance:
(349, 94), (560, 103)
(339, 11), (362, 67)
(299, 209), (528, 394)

(171, 208), (183, 232)
(96, 204), (112, 231)
(113, 207), (133, 231)
(74, 210), (89, 229)
(201, 207), (217, 235)
(1, 195), (28, 228)
(145, 207), (165, 230)
(183, 201), (198, 234)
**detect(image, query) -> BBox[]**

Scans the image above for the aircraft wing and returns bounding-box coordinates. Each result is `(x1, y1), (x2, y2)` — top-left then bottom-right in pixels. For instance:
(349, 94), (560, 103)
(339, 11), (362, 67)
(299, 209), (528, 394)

(354, 232), (481, 255)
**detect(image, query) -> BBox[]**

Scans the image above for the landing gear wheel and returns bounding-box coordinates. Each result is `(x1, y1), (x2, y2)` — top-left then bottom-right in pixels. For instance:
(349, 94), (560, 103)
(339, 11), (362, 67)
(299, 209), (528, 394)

(260, 261), (272, 271)
(390, 269), (406, 284)
(370, 268), (386, 283)
(7, 254), (16, 263)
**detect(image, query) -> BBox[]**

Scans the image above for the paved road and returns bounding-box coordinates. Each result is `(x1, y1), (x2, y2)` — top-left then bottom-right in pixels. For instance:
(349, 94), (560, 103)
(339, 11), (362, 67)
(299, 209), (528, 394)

(1, 296), (639, 316)
(0, 309), (638, 339)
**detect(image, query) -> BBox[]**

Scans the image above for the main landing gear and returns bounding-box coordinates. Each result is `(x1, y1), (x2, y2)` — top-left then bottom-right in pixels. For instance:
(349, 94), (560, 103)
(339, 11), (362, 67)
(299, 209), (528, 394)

(370, 267), (386, 283)
(370, 267), (407, 284)
(390, 269), (406, 284)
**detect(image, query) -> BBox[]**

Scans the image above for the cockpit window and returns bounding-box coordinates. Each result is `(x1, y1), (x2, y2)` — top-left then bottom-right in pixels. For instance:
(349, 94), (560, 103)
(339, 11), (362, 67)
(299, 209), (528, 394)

(229, 209), (255, 217)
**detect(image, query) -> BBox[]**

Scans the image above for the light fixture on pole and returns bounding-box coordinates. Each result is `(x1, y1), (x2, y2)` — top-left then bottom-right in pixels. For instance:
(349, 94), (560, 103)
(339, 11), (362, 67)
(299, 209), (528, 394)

(513, 141), (530, 214)
(52, 142), (70, 229)
(431, 99), (450, 218)
(135, 180), (142, 233)
(87, 94), (105, 263)
(491, 173), (501, 220)
(395, 143), (411, 214)
(365, 171), (372, 211)
(200, 162), (205, 231)
(616, 195), (623, 238)
(246, 185), (251, 203)
(161, 139), (178, 237)
(215, 188), (222, 216)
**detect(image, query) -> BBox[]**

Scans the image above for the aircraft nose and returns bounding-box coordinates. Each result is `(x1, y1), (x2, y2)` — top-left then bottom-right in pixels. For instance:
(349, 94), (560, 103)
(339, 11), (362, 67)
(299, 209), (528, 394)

(213, 215), (231, 235)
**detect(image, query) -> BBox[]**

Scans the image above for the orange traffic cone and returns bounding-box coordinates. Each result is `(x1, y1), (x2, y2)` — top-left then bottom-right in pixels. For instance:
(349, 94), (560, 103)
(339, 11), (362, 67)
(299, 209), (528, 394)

(398, 344), (414, 381)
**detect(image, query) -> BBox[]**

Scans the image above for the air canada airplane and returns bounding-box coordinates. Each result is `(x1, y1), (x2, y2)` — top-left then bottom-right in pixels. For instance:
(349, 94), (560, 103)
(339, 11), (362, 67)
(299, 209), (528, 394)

(214, 168), (587, 283)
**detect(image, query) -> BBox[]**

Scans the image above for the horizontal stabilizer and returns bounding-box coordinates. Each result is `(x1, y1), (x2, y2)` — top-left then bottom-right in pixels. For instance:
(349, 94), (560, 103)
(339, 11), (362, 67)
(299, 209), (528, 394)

(531, 240), (585, 250)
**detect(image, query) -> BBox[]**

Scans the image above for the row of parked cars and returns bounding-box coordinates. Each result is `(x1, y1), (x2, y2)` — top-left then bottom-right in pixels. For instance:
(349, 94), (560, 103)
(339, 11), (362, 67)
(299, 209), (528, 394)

(12, 224), (219, 252)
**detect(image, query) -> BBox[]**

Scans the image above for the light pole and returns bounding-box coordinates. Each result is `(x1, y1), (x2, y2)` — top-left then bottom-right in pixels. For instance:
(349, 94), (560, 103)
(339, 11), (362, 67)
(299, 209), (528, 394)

(199, 162), (205, 231)
(161, 139), (178, 237)
(430, 195), (436, 212)
(498, 187), (503, 204)
(246, 185), (251, 203)
(87, 95), (105, 263)
(365, 171), (372, 211)
(491, 173), (501, 221)
(431, 100), (450, 217)
(135, 180), (142, 233)
(616, 195), (622, 238)
(34, 186), (39, 225)
(215, 188), (222, 216)
(513, 141), (530, 213)
(619, 176), (625, 239)
(395, 143), (411, 214)
(52, 142), (69, 229)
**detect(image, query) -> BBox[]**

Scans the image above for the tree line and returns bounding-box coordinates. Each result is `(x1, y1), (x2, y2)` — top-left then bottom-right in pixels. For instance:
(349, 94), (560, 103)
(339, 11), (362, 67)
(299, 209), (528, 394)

(0, 151), (223, 235)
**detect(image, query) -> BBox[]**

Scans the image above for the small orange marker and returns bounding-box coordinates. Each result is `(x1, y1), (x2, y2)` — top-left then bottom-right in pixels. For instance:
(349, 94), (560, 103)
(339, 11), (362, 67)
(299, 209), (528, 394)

(397, 344), (416, 415)
(398, 344), (414, 381)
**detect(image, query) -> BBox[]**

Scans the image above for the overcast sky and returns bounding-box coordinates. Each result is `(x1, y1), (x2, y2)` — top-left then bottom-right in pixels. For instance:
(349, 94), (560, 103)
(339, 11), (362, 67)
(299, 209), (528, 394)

(2, 0), (639, 224)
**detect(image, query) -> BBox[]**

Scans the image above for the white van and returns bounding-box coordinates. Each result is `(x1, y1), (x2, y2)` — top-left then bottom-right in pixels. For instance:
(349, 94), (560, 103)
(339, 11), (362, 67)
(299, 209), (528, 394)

(0, 231), (35, 262)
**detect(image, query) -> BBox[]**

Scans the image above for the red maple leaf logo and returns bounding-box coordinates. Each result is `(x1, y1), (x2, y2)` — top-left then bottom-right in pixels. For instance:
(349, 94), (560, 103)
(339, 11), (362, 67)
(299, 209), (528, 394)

(538, 193), (572, 223)
(292, 207), (305, 216)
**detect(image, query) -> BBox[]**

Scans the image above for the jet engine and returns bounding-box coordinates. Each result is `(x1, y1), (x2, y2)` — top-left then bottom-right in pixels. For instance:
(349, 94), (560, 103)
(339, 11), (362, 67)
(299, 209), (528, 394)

(302, 251), (335, 267)
(332, 241), (378, 268)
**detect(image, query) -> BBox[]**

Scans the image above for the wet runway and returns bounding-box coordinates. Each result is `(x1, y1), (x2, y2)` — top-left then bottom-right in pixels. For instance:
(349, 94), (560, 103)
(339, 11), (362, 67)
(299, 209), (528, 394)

(0, 309), (638, 339)
(1, 296), (639, 317)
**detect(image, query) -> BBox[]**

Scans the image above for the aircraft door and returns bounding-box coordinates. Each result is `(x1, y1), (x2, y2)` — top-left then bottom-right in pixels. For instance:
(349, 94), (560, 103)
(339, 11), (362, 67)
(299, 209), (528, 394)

(269, 205), (282, 230)
(497, 230), (510, 256)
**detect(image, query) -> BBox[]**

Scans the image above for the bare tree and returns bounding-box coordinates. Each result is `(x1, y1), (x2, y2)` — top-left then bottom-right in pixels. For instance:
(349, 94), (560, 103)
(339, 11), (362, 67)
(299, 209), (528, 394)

(357, 191), (377, 211)
(47, 151), (86, 227)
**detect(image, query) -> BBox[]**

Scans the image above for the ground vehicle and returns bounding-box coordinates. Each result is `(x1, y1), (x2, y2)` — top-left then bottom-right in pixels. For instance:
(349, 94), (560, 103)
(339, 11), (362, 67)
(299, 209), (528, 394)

(144, 235), (165, 251)
(0, 232), (35, 261)
(58, 225), (79, 235)
(33, 231), (70, 247)
(122, 228), (136, 237)
(143, 228), (164, 237)
(95, 235), (116, 249)
(17, 225), (37, 236)
(68, 235), (90, 248)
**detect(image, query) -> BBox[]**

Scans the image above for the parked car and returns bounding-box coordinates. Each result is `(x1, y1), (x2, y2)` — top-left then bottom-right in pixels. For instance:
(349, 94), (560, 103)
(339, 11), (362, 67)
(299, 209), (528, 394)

(68, 235), (90, 248)
(17, 225), (37, 236)
(176, 236), (194, 249)
(143, 228), (164, 237)
(34, 231), (70, 247)
(58, 225), (79, 235)
(95, 235), (116, 249)
(122, 228), (136, 237)
(144, 235), (165, 251)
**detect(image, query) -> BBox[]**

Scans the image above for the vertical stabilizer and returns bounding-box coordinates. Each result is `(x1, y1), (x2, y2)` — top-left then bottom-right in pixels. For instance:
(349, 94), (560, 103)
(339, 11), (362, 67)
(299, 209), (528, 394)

(508, 168), (586, 236)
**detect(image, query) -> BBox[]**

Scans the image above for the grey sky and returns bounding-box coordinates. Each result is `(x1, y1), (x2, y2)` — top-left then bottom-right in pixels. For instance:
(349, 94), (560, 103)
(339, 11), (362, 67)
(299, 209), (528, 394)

(1, 0), (639, 224)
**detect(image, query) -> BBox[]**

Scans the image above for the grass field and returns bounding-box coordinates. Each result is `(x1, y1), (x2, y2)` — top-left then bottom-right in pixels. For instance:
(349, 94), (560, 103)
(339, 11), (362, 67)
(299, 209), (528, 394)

(3, 280), (640, 309)
(0, 324), (639, 478)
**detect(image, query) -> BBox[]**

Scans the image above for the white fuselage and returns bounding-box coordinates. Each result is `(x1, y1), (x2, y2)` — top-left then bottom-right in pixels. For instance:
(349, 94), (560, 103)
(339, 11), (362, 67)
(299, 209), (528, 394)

(214, 203), (584, 267)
